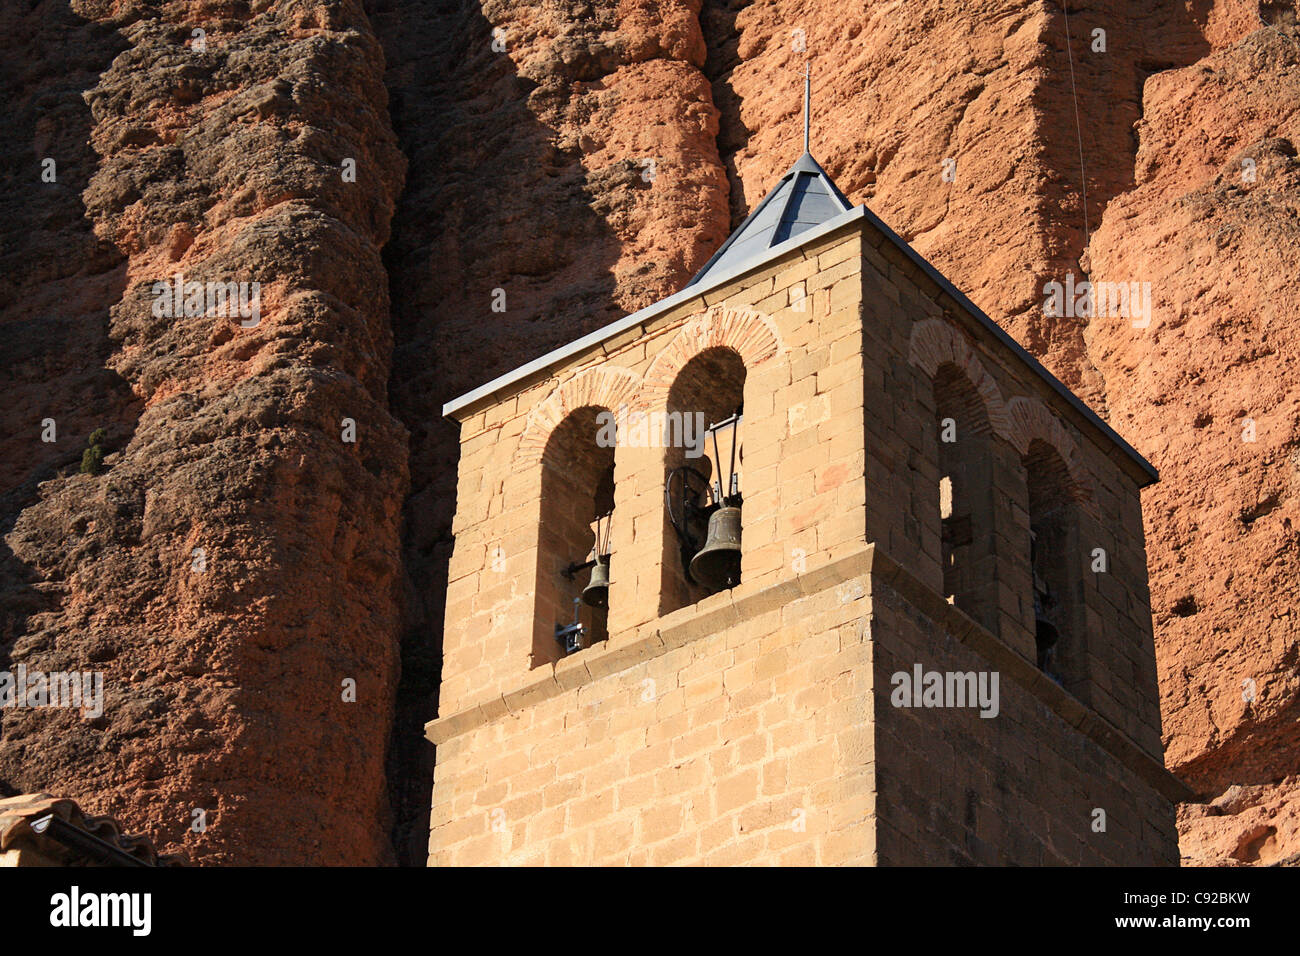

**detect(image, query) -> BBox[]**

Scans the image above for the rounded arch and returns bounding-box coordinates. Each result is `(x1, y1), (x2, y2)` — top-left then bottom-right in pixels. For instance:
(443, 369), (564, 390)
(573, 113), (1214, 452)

(1024, 438), (1079, 512)
(663, 346), (749, 436)
(533, 404), (616, 665)
(659, 346), (749, 615)
(933, 361), (994, 436)
(1023, 435), (1088, 689)
(908, 319), (1010, 438)
(539, 404), (616, 483)
(641, 306), (781, 409)
(516, 366), (641, 468)
(1006, 396), (1094, 501)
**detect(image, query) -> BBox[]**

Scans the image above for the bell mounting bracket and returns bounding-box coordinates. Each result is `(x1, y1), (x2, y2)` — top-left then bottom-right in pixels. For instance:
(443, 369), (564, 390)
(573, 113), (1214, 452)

(665, 464), (716, 586)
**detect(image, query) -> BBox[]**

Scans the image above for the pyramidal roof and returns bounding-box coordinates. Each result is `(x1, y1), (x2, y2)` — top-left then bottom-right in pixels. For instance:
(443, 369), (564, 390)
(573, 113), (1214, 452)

(685, 151), (854, 288)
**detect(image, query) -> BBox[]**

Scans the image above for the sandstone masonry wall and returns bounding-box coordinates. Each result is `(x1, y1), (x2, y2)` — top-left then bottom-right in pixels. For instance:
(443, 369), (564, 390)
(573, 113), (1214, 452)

(871, 571), (1179, 865)
(429, 562), (875, 866)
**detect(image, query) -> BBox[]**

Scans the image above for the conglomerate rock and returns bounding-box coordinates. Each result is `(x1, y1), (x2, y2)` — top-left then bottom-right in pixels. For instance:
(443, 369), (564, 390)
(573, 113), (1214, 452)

(0, 0), (408, 865)
(1085, 19), (1300, 865)
(1, 0), (1296, 865)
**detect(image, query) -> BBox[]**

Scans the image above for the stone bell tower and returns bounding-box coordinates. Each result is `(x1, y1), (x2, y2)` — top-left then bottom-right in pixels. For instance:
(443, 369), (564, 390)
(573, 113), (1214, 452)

(425, 103), (1189, 864)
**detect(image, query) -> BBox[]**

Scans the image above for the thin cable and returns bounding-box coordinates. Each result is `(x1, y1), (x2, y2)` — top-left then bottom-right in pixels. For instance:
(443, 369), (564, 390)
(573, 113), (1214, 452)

(1062, 3), (1090, 242)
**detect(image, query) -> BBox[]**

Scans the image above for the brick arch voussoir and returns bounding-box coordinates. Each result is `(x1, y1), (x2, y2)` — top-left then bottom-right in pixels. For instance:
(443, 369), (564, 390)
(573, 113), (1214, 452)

(1007, 396), (1095, 503)
(515, 366), (642, 469)
(640, 306), (782, 409)
(908, 318), (1010, 439)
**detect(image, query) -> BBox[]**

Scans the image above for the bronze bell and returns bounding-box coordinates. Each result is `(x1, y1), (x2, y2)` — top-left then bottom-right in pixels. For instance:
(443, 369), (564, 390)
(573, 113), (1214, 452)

(582, 554), (611, 608)
(690, 506), (742, 591)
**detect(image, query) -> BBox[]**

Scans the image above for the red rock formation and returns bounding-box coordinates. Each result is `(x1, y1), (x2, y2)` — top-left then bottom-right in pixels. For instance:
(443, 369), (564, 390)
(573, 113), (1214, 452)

(2, 0), (1296, 866)
(1180, 776), (1300, 866)
(1, 0), (408, 865)
(1085, 17), (1300, 865)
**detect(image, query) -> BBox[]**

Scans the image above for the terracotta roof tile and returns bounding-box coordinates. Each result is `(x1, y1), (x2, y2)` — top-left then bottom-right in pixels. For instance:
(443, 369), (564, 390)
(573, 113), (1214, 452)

(0, 793), (186, 866)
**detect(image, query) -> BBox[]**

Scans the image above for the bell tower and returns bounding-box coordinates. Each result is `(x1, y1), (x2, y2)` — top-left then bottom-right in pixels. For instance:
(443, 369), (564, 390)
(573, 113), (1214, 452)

(425, 90), (1188, 865)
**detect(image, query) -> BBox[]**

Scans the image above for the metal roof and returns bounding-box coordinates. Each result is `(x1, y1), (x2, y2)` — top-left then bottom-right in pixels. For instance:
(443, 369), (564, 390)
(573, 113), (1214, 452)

(685, 152), (853, 289)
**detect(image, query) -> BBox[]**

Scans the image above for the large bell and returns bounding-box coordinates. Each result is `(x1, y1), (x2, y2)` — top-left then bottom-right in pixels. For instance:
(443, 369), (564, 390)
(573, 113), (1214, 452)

(690, 506), (742, 590)
(582, 554), (611, 608)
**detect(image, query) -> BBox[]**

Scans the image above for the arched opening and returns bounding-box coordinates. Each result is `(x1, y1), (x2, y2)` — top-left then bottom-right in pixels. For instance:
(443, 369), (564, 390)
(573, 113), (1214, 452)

(1024, 439), (1082, 689)
(933, 363), (999, 634)
(533, 406), (616, 667)
(660, 347), (746, 616)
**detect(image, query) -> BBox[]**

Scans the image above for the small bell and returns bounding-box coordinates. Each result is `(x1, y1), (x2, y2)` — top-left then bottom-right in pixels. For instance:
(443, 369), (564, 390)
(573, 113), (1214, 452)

(582, 554), (611, 608)
(690, 506), (742, 590)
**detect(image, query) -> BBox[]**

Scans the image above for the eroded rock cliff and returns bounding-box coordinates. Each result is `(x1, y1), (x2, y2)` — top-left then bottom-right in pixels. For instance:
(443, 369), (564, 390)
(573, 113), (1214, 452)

(2, 0), (1296, 865)
(1085, 14), (1300, 865)
(1, 0), (408, 865)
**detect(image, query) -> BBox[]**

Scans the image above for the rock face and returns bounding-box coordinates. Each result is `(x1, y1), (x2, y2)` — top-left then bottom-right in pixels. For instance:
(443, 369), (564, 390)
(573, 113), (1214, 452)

(1180, 776), (1300, 866)
(0, 0), (408, 865)
(1084, 17), (1300, 865)
(1, 0), (1296, 865)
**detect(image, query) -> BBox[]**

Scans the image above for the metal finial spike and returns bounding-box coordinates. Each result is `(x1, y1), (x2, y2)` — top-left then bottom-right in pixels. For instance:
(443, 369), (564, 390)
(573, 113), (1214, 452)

(803, 62), (811, 154)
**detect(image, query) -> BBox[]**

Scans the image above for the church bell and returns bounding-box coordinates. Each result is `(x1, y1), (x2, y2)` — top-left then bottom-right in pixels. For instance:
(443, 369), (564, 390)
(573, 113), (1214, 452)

(665, 408), (744, 591)
(582, 553), (611, 608)
(580, 507), (614, 608)
(689, 505), (742, 590)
